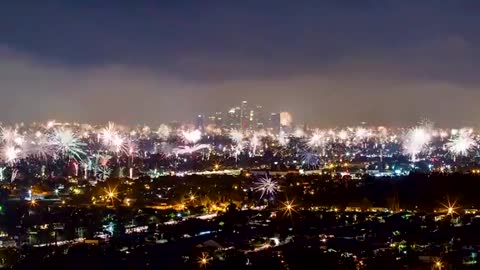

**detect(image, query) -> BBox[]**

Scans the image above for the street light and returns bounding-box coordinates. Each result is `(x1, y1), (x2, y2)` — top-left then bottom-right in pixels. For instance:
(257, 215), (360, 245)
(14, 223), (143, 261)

(434, 259), (443, 270)
(198, 253), (210, 268)
(104, 186), (118, 206)
(281, 200), (297, 217)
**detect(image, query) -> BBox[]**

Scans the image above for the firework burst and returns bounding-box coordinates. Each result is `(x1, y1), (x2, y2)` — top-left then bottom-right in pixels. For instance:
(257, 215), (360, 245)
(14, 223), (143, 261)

(229, 129), (244, 145)
(293, 128), (305, 138)
(1, 127), (22, 145)
(182, 129), (202, 144)
(50, 129), (86, 161)
(354, 127), (369, 140)
(2, 144), (21, 164)
(23, 134), (53, 159)
(231, 144), (243, 162)
(110, 134), (129, 154)
(446, 129), (476, 160)
(100, 122), (118, 146)
(253, 174), (280, 199)
(308, 129), (326, 149)
(173, 144), (210, 155)
(300, 151), (320, 169)
(96, 165), (112, 180)
(337, 129), (349, 141)
(156, 124), (171, 140)
(250, 132), (262, 156)
(278, 131), (289, 147)
(403, 125), (432, 162)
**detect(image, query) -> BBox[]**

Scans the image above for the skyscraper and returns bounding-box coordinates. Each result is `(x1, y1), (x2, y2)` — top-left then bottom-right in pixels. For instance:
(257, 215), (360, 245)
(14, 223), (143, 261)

(195, 114), (205, 132)
(240, 100), (249, 131)
(269, 113), (281, 134)
(280, 112), (293, 127)
(254, 105), (265, 130)
(227, 107), (241, 129)
(214, 112), (224, 128)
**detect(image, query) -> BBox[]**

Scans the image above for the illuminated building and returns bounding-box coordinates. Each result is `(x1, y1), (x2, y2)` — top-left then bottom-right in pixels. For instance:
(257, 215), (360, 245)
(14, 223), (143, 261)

(253, 105), (265, 130)
(240, 100), (249, 131)
(227, 107), (241, 129)
(214, 112), (224, 128)
(195, 114), (205, 132)
(280, 112), (293, 127)
(269, 113), (281, 134)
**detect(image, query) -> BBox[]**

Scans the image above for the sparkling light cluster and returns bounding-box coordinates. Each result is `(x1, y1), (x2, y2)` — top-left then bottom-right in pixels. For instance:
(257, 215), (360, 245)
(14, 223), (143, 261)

(0, 119), (479, 182)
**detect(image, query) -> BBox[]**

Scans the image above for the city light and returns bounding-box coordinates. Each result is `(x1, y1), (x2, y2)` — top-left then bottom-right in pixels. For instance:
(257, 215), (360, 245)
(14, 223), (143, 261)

(434, 258), (443, 270)
(104, 186), (119, 206)
(198, 253), (211, 267)
(441, 198), (458, 217)
(2, 1), (480, 268)
(281, 200), (298, 217)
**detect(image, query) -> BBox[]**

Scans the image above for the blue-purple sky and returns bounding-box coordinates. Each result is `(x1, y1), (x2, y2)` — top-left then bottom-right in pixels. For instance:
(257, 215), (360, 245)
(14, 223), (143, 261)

(1, 0), (479, 126)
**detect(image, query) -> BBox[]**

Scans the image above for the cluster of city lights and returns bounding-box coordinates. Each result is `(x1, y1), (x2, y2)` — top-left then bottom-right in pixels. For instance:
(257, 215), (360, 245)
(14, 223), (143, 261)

(0, 120), (479, 182)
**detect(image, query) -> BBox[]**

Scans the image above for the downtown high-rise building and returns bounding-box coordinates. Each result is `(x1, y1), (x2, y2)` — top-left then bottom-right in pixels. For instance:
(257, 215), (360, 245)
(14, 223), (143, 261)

(196, 101), (290, 132)
(227, 107), (241, 129)
(269, 112), (281, 134)
(214, 112), (223, 128)
(195, 114), (205, 132)
(240, 100), (249, 131)
(252, 105), (265, 130)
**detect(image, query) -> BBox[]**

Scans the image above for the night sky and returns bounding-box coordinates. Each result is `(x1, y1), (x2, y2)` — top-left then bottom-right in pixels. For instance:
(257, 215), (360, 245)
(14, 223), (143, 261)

(1, 0), (479, 126)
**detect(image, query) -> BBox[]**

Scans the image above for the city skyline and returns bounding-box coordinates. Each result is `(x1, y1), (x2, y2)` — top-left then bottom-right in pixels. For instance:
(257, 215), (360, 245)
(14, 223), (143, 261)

(1, 1), (480, 126)
(3, 2), (480, 269)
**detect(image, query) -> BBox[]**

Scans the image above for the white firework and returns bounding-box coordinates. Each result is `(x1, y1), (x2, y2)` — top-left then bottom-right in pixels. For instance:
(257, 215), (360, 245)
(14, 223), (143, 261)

(50, 129), (86, 160)
(126, 140), (137, 156)
(253, 174), (279, 199)
(446, 129), (476, 159)
(354, 127), (369, 140)
(2, 144), (21, 163)
(146, 168), (162, 178)
(45, 120), (58, 129)
(308, 129), (326, 149)
(111, 134), (128, 154)
(99, 123), (130, 154)
(231, 144), (243, 162)
(278, 131), (289, 147)
(250, 132), (261, 156)
(173, 144), (210, 155)
(229, 129), (244, 145)
(403, 126), (432, 162)
(229, 129), (244, 161)
(293, 128), (305, 138)
(96, 165), (112, 180)
(255, 129), (268, 138)
(1, 127), (21, 145)
(157, 142), (175, 156)
(337, 129), (349, 141)
(23, 135), (53, 159)
(10, 168), (18, 183)
(100, 122), (118, 146)
(439, 130), (449, 139)
(182, 129), (202, 144)
(376, 126), (388, 143)
(156, 124), (171, 140)
(141, 125), (151, 136)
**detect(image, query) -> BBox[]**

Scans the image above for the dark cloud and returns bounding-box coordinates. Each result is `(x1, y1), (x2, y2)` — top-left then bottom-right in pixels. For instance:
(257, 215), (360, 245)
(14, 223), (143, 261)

(0, 0), (479, 126)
